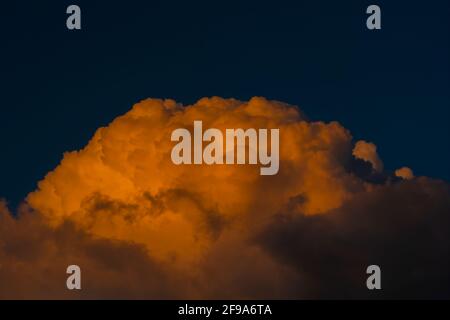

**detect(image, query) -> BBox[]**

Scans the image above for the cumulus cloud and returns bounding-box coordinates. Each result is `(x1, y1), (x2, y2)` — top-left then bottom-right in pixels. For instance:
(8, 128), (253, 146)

(26, 97), (359, 264)
(0, 201), (181, 299)
(258, 178), (450, 299)
(395, 167), (414, 180)
(0, 97), (449, 299)
(352, 140), (384, 172)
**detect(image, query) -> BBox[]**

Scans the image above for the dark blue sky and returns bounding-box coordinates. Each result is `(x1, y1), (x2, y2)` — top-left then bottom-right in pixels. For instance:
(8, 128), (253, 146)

(1, 0), (449, 208)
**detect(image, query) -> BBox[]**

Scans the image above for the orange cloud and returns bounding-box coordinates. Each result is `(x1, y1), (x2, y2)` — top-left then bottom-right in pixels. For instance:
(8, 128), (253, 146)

(395, 166), (414, 180)
(352, 140), (384, 172)
(26, 97), (362, 266)
(1, 97), (449, 299)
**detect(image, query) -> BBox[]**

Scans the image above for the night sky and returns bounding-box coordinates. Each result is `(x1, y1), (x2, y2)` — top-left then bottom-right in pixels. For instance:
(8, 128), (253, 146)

(1, 0), (449, 208)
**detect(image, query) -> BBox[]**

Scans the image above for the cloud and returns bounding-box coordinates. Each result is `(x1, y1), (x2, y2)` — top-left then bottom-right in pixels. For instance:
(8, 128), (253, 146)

(26, 97), (359, 264)
(257, 178), (450, 299)
(395, 167), (414, 180)
(0, 201), (182, 299)
(352, 140), (384, 172)
(0, 97), (449, 298)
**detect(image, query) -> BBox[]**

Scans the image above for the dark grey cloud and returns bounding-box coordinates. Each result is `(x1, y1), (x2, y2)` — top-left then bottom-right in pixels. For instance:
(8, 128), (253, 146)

(257, 178), (450, 299)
